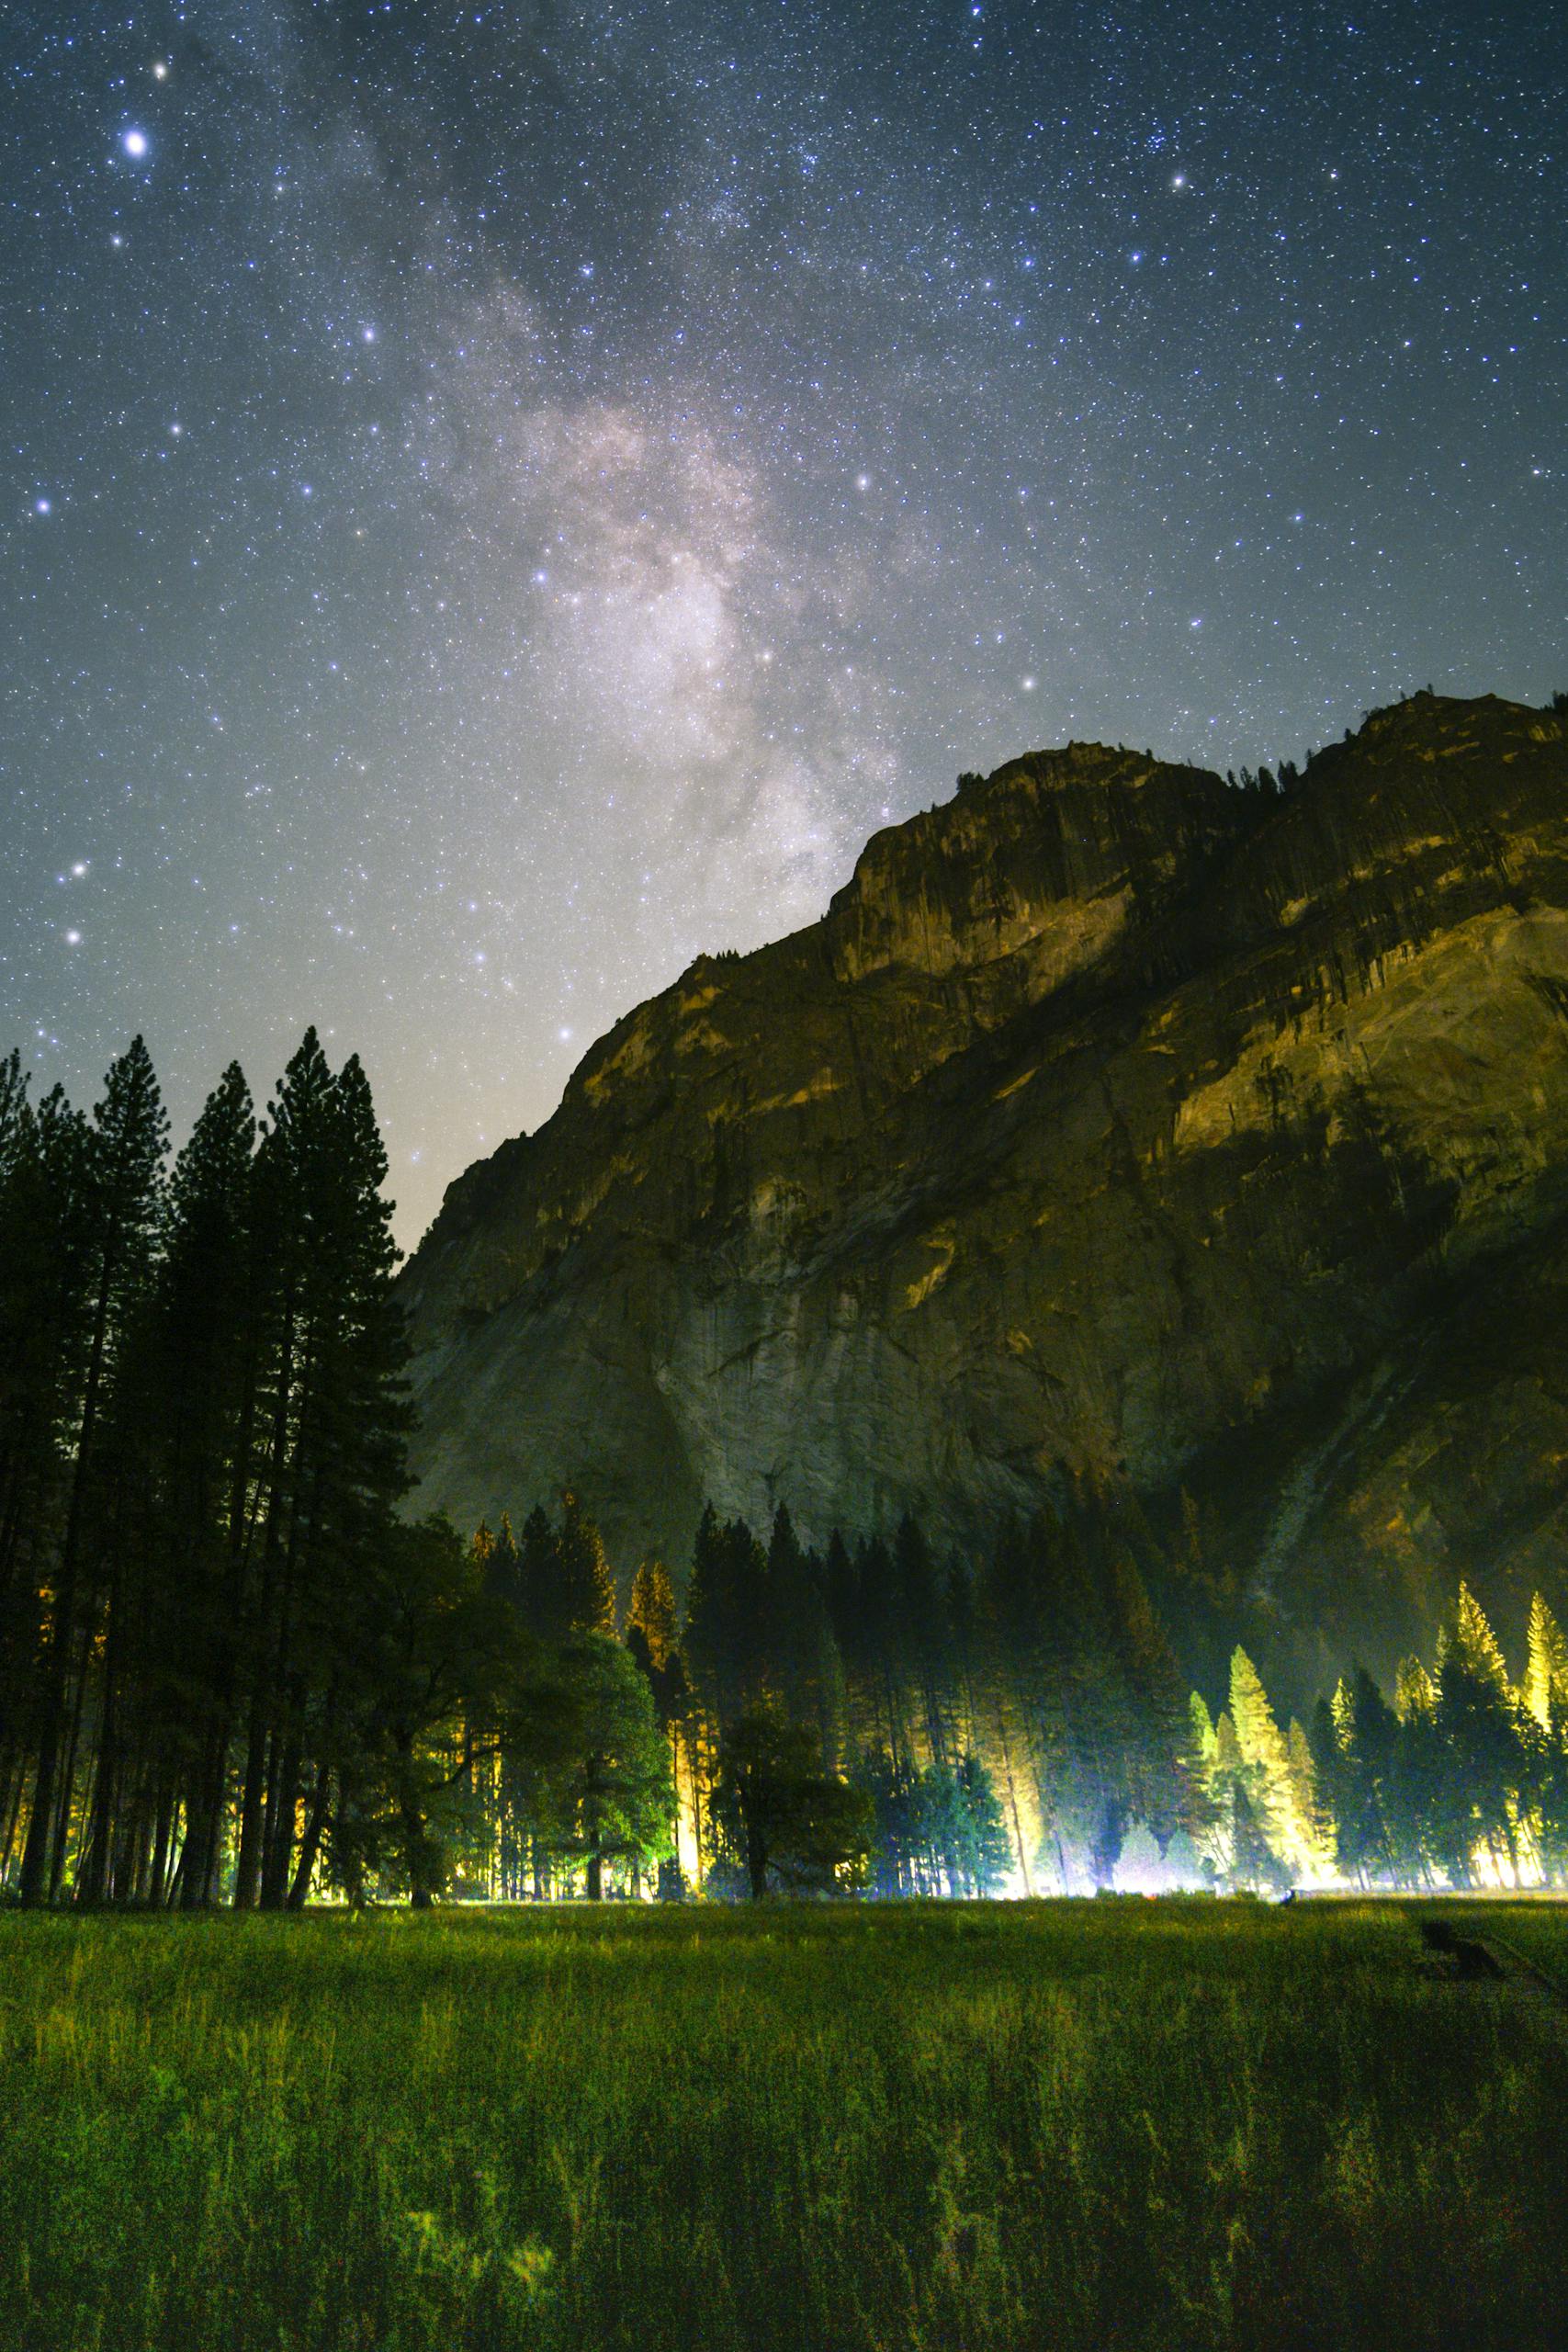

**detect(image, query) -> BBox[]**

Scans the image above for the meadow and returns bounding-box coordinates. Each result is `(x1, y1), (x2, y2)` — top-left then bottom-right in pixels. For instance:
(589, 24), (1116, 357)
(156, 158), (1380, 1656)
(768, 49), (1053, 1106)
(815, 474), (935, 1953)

(2, 1899), (1566, 2352)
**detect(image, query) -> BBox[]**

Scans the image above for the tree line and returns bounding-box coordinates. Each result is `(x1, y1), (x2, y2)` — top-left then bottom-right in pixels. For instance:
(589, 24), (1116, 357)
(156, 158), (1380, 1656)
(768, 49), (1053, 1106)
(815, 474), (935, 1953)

(5, 1033), (1567, 1906)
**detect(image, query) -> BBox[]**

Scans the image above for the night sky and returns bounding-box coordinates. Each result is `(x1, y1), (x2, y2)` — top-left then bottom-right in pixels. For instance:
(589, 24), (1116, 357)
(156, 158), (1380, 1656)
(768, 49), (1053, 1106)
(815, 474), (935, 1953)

(5, 2), (1562, 1247)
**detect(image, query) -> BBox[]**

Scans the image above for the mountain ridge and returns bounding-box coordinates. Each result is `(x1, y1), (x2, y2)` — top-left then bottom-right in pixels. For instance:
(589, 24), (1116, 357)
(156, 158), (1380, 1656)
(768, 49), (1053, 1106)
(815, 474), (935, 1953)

(400, 690), (1568, 1684)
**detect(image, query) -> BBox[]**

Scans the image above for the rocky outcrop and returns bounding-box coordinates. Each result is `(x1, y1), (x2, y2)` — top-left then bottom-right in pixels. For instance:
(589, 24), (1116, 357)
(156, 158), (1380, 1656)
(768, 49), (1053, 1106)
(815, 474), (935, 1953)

(400, 694), (1568, 1676)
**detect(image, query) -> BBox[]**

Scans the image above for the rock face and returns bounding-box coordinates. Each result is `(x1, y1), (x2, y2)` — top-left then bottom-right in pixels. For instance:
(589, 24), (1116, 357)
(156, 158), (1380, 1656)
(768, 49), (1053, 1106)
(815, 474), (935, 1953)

(400, 694), (1568, 1680)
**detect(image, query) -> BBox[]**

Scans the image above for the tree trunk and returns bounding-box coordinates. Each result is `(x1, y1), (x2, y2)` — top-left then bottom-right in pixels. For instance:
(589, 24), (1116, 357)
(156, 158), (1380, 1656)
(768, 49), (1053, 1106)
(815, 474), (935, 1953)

(20, 1250), (118, 1907)
(0, 1759), (23, 1883)
(744, 1798), (769, 1899)
(148, 1784), (176, 1905)
(287, 1770), (332, 1908)
(233, 1692), (268, 1907)
(262, 1732), (301, 1908)
(80, 1571), (126, 1905)
(48, 1645), (94, 1900)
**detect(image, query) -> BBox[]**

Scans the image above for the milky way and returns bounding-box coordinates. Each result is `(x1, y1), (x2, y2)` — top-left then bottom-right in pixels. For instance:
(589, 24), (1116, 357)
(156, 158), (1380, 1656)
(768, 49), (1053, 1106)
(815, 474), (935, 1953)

(4, 0), (1562, 1243)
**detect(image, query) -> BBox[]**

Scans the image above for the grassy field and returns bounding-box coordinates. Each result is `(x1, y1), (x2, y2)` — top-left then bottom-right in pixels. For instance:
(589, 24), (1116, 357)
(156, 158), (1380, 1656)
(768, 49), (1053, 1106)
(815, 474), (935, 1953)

(2, 1899), (1566, 2352)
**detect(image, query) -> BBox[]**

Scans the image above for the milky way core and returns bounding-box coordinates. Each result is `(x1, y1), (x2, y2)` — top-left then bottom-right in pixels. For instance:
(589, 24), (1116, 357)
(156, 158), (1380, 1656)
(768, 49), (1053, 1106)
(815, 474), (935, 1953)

(5, 2), (1562, 1241)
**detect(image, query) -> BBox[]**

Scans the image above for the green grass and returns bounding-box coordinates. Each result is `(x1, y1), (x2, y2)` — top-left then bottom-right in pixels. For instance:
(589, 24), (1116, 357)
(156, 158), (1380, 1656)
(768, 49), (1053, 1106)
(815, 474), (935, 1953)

(2, 1899), (1566, 2351)
(1442, 1897), (1568, 1987)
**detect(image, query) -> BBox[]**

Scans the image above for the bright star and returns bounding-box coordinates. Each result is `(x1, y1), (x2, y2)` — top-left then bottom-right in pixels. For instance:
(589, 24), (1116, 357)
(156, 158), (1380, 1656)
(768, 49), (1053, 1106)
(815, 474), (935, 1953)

(122, 129), (149, 159)
(34, 498), (51, 515)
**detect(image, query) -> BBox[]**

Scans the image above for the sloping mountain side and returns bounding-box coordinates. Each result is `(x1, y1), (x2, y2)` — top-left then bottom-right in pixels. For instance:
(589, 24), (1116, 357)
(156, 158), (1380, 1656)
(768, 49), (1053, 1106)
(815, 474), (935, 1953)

(399, 692), (1568, 1685)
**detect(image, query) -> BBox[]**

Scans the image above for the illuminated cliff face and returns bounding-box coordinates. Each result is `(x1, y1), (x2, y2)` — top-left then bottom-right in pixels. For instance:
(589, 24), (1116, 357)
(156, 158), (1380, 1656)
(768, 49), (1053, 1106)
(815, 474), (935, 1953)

(400, 694), (1568, 1668)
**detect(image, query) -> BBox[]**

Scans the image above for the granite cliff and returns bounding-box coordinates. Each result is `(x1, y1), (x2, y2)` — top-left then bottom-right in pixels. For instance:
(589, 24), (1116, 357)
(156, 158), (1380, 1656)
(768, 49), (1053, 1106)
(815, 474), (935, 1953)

(400, 693), (1568, 1684)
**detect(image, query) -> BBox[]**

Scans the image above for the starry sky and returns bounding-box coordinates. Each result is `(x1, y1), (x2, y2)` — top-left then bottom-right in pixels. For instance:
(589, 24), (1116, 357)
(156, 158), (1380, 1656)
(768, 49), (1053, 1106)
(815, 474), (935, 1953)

(5, 0), (1563, 1247)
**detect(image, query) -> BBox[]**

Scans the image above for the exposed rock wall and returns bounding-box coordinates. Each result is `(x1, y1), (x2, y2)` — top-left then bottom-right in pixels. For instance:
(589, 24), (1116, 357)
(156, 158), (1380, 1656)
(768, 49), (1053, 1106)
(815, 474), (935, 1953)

(400, 694), (1568, 1670)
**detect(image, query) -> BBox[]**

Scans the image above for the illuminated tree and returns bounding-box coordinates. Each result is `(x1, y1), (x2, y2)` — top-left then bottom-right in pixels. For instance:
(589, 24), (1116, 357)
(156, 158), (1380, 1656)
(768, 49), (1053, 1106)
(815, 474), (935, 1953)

(625, 1554), (687, 1895)
(555, 1491), (616, 1638)
(948, 1753), (1012, 1895)
(856, 1748), (926, 1895)
(1315, 1669), (1401, 1884)
(531, 1634), (674, 1899)
(1524, 1592), (1568, 1730)
(1454, 1583), (1511, 1693)
(1432, 1604), (1528, 1885)
(1382, 1656), (1443, 1884)
(627, 1555), (678, 1671)
(1227, 1647), (1303, 1879)
(1286, 1717), (1334, 1878)
(332, 1515), (523, 1907)
(1212, 1708), (1288, 1892)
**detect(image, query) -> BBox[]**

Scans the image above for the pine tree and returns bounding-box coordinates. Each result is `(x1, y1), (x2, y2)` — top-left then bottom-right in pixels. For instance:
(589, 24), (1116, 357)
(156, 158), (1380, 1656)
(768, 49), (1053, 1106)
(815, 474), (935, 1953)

(950, 1752), (1012, 1895)
(893, 1513), (950, 1768)
(488, 1513), (522, 1608)
(0, 1066), (91, 1875)
(1453, 1582), (1511, 1695)
(1212, 1709), (1290, 1892)
(234, 1029), (336, 1907)
(515, 1504), (558, 1639)
(1524, 1592), (1568, 1729)
(1432, 1603), (1528, 1886)
(1316, 1668), (1402, 1884)
(1385, 1657), (1443, 1885)
(625, 1553), (687, 1894)
(1227, 1646), (1303, 1878)
(235, 1033), (411, 1909)
(554, 1491), (616, 1637)
(1286, 1717), (1334, 1878)
(21, 1038), (168, 1905)
(683, 1506), (767, 1724)
(154, 1062), (258, 1905)
(763, 1509), (846, 1773)
(627, 1555), (678, 1671)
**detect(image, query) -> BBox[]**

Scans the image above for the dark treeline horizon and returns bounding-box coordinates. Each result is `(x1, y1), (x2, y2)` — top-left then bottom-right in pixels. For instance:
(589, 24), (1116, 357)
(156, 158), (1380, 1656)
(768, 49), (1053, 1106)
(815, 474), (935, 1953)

(6, 1033), (1568, 1909)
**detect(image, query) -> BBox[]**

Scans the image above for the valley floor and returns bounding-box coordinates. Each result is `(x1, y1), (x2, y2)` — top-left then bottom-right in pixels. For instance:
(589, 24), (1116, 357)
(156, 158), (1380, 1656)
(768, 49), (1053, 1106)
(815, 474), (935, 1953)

(3, 1899), (1566, 2351)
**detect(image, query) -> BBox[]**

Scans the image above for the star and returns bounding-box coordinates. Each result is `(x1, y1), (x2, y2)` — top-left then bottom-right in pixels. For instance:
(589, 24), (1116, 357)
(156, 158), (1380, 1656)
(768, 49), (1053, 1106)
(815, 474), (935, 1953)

(0, 0), (1555, 1259)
